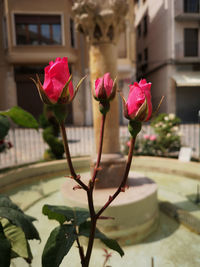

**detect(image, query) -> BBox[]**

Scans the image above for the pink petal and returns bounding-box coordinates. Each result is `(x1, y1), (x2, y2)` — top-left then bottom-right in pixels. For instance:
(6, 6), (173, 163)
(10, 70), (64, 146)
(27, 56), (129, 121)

(127, 85), (145, 118)
(95, 77), (103, 97)
(103, 73), (113, 97)
(43, 66), (51, 90)
(43, 57), (73, 102)
(139, 79), (147, 85)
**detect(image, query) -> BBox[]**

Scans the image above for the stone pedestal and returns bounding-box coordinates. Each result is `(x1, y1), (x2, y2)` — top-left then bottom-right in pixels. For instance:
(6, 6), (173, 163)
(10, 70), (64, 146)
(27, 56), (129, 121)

(61, 171), (159, 244)
(91, 154), (126, 188)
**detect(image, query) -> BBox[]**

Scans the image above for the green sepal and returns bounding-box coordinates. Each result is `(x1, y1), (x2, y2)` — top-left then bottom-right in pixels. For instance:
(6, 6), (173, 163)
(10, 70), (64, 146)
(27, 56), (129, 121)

(71, 75), (87, 102)
(58, 75), (72, 103)
(108, 76), (117, 101)
(31, 75), (53, 105)
(128, 120), (142, 138)
(134, 98), (148, 122)
(99, 101), (110, 115)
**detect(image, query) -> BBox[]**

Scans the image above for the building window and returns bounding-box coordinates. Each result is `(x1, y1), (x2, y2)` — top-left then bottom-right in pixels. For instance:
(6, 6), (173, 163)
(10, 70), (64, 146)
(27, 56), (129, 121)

(184, 0), (199, 13)
(143, 15), (148, 35)
(15, 14), (62, 45)
(137, 24), (141, 38)
(184, 28), (198, 57)
(70, 18), (76, 48)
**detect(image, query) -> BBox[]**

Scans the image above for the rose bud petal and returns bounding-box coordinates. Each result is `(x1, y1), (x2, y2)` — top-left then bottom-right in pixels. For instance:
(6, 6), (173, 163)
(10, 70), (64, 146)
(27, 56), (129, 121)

(43, 57), (73, 103)
(33, 57), (74, 104)
(143, 134), (150, 140)
(126, 79), (152, 122)
(149, 135), (157, 141)
(94, 73), (116, 101)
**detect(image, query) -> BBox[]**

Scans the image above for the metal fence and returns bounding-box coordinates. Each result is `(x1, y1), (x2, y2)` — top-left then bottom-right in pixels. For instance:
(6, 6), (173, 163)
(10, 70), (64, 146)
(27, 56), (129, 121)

(0, 124), (199, 169)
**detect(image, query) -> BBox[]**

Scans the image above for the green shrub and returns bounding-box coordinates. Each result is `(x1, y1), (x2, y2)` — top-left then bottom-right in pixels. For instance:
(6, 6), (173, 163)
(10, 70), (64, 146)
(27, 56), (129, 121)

(151, 113), (181, 156)
(39, 105), (64, 160)
(121, 113), (181, 157)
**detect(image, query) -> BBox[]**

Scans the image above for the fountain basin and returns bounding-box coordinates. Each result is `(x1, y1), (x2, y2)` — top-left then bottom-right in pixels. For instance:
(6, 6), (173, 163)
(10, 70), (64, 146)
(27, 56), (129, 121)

(61, 171), (158, 244)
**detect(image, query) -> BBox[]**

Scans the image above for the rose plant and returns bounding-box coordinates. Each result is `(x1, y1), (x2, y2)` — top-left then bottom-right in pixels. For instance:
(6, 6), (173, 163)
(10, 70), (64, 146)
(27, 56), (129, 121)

(33, 58), (153, 267)
(151, 113), (181, 156)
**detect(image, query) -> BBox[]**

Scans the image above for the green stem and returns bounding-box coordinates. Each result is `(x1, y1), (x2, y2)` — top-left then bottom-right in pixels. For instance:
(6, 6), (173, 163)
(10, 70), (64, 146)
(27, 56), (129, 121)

(84, 114), (106, 267)
(76, 235), (85, 267)
(91, 114), (106, 184)
(59, 122), (88, 191)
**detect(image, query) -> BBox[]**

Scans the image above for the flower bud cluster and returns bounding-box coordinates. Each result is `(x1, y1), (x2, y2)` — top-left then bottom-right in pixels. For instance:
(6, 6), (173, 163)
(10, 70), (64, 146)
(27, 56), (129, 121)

(33, 57), (153, 135)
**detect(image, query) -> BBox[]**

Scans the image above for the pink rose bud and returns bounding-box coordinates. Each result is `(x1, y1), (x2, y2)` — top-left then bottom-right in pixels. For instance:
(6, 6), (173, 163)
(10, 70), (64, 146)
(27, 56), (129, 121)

(127, 140), (131, 147)
(94, 73), (116, 101)
(149, 135), (156, 141)
(122, 79), (152, 122)
(33, 57), (76, 105)
(42, 57), (73, 103)
(143, 134), (150, 140)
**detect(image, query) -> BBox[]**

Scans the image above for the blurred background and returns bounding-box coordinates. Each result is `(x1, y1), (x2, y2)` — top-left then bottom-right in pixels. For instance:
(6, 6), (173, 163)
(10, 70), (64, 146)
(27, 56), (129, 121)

(0, 0), (200, 167)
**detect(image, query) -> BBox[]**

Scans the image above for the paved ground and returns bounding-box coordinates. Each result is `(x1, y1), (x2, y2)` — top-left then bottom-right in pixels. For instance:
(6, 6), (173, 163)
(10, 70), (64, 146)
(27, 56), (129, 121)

(5, 156), (200, 267)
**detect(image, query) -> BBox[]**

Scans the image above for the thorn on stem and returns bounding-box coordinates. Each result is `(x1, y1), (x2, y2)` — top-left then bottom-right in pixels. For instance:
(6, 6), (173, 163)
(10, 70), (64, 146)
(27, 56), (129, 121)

(96, 166), (102, 171)
(65, 175), (73, 179)
(73, 185), (82, 191)
(108, 195), (113, 201)
(121, 184), (129, 192)
(76, 174), (81, 180)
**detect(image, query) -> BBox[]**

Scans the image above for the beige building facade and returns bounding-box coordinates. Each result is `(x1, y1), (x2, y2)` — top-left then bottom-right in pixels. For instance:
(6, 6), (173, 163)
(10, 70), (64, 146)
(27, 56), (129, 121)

(0, 0), (136, 126)
(135, 0), (200, 123)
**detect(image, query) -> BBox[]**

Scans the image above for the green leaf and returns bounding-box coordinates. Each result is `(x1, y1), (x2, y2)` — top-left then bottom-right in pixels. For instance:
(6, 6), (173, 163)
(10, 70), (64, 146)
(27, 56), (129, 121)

(79, 222), (124, 257)
(42, 205), (90, 225)
(1, 218), (32, 261)
(0, 115), (10, 140)
(0, 195), (40, 241)
(0, 106), (38, 129)
(42, 225), (76, 267)
(0, 195), (36, 222)
(0, 222), (11, 267)
(0, 195), (24, 213)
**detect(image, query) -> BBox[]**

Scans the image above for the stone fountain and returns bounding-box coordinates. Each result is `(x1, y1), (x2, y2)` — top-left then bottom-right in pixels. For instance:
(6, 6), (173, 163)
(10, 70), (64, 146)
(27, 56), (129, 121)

(62, 0), (158, 244)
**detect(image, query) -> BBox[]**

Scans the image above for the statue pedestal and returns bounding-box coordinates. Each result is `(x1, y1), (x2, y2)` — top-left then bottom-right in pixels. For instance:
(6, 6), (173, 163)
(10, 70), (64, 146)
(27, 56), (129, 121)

(91, 154), (126, 189)
(61, 171), (158, 245)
